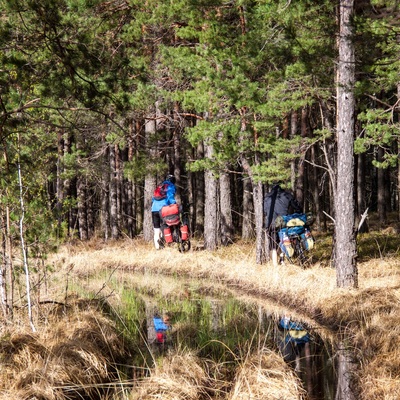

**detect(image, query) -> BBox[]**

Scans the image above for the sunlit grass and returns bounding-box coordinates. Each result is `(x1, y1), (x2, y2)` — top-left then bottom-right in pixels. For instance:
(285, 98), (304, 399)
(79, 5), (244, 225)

(1, 217), (400, 399)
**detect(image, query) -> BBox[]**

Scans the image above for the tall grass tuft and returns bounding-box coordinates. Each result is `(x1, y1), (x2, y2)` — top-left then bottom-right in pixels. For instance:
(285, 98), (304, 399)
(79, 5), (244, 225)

(0, 299), (131, 400)
(128, 350), (213, 400)
(228, 348), (306, 400)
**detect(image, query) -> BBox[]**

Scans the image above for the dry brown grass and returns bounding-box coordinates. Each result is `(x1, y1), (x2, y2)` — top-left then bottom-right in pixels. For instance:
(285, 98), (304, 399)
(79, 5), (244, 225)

(128, 351), (212, 400)
(228, 348), (306, 400)
(2, 228), (399, 399)
(0, 299), (129, 400)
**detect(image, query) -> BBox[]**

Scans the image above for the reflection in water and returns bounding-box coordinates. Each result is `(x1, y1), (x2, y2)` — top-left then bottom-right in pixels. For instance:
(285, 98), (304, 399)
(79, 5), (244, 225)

(278, 315), (311, 372)
(334, 341), (357, 400)
(117, 288), (341, 399)
(277, 316), (336, 400)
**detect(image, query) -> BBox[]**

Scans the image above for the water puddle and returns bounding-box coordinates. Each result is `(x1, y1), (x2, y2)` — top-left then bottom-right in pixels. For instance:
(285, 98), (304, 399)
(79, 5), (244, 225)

(111, 278), (340, 399)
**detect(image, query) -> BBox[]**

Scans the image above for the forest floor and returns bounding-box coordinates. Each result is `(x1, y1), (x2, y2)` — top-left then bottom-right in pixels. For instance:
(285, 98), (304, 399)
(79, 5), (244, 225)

(1, 217), (399, 399)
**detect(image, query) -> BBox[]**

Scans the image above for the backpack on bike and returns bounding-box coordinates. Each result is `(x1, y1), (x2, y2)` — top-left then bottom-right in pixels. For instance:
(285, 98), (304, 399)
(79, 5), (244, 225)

(160, 203), (180, 226)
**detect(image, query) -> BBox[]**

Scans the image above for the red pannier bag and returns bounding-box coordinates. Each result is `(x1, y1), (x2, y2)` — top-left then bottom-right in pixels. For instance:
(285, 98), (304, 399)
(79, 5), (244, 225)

(160, 204), (180, 226)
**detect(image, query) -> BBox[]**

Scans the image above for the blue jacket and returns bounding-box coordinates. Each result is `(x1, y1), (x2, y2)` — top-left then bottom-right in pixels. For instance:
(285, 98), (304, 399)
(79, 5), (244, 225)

(151, 180), (176, 212)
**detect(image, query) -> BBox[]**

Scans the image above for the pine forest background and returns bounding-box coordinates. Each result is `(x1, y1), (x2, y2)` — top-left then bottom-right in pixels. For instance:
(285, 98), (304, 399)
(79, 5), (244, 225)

(1, 0), (400, 267)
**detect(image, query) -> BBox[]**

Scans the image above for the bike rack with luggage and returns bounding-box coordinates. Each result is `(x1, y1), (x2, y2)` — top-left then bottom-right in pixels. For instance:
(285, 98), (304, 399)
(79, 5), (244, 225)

(159, 204), (191, 252)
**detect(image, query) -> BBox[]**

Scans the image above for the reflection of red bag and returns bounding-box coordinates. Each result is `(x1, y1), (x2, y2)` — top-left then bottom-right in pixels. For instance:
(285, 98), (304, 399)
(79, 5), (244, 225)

(161, 204), (180, 226)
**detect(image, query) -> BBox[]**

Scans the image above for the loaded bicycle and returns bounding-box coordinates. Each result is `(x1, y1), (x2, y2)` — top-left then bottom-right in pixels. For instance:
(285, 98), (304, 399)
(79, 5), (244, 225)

(277, 213), (314, 268)
(159, 203), (191, 252)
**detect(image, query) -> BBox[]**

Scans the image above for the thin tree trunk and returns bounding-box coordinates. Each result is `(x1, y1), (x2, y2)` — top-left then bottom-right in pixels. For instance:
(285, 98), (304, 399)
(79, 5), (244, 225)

(56, 130), (63, 231)
(63, 133), (72, 236)
(109, 144), (119, 239)
(127, 122), (135, 237)
(77, 175), (88, 241)
(101, 141), (110, 241)
(76, 137), (88, 241)
(1, 213), (8, 317)
(17, 161), (36, 332)
(239, 112), (265, 263)
(195, 142), (205, 235)
(290, 110), (298, 191)
(335, 0), (358, 288)
(295, 107), (307, 209)
(377, 147), (387, 226)
(173, 102), (182, 204)
(204, 142), (218, 250)
(242, 176), (254, 240)
(115, 145), (123, 233)
(143, 115), (157, 242)
(219, 170), (233, 245)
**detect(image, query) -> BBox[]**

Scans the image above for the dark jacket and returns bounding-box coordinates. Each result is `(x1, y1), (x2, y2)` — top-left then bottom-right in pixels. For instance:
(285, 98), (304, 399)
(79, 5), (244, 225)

(264, 185), (302, 229)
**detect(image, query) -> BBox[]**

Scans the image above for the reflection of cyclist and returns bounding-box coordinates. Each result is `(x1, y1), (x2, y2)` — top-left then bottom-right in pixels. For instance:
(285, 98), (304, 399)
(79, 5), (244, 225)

(278, 315), (310, 371)
(264, 184), (302, 263)
(151, 174), (176, 249)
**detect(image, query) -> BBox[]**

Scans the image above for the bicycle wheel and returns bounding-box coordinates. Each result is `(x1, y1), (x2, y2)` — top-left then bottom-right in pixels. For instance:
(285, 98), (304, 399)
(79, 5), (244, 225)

(172, 225), (181, 243)
(289, 235), (307, 267)
(179, 240), (191, 253)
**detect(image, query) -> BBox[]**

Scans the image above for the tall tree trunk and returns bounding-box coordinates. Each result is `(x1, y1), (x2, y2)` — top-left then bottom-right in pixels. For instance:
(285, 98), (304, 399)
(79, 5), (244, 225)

(56, 130), (64, 231)
(1, 213), (8, 318)
(173, 102), (182, 204)
(290, 110), (298, 191)
(377, 147), (387, 226)
(195, 142), (205, 236)
(63, 133), (73, 236)
(219, 170), (233, 245)
(143, 115), (157, 242)
(204, 142), (218, 250)
(17, 160), (36, 332)
(135, 120), (144, 233)
(127, 122), (136, 237)
(115, 145), (123, 233)
(398, 83), (400, 221)
(335, 0), (358, 288)
(76, 139), (88, 241)
(109, 144), (119, 239)
(101, 141), (110, 241)
(242, 175), (254, 240)
(239, 112), (265, 263)
(295, 107), (307, 209)
(77, 175), (88, 241)
(356, 149), (368, 233)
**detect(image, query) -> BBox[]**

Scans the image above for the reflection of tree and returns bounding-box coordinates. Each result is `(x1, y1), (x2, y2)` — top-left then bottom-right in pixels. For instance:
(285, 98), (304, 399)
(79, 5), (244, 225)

(335, 341), (358, 400)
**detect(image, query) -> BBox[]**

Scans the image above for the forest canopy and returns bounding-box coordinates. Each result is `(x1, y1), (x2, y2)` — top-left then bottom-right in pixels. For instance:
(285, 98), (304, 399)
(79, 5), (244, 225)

(0, 0), (399, 267)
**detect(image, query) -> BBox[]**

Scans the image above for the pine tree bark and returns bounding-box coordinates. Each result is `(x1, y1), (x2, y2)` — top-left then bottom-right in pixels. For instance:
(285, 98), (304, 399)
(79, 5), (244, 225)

(219, 171), (233, 245)
(77, 175), (88, 241)
(143, 116), (157, 242)
(101, 140), (110, 241)
(377, 147), (387, 226)
(109, 143), (119, 239)
(195, 142), (205, 235)
(76, 138), (88, 241)
(204, 142), (218, 250)
(126, 122), (136, 237)
(242, 176), (254, 240)
(335, 0), (358, 288)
